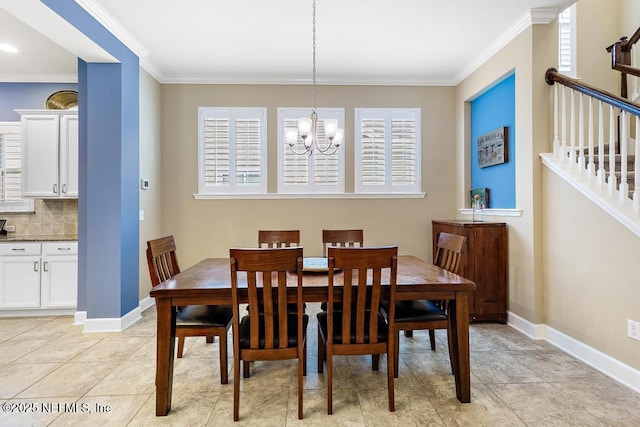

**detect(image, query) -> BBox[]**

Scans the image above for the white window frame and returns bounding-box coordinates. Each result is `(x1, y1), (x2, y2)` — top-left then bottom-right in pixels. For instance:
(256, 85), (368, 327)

(0, 122), (34, 213)
(196, 107), (267, 196)
(558, 4), (576, 77)
(354, 108), (422, 194)
(277, 107), (345, 194)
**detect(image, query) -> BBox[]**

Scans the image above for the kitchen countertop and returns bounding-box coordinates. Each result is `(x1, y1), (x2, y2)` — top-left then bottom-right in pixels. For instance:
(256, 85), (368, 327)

(0, 234), (78, 242)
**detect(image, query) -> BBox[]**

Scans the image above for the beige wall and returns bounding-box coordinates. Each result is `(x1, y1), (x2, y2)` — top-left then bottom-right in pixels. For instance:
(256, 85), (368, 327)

(542, 170), (640, 369)
(456, 27), (544, 323)
(138, 68), (163, 300)
(576, 0), (619, 94)
(160, 84), (456, 267)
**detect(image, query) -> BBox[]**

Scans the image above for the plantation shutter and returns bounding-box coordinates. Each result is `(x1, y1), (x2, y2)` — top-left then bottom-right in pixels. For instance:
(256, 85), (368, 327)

(391, 118), (416, 186)
(558, 7), (573, 74)
(202, 117), (230, 186)
(235, 118), (262, 186)
(283, 118), (309, 185)
(3, 132), (22, 202)
(360, 118), (386, 186)
(313, 120), (340, 186)
(198, 107), (266, 195)
(356, 108), (421, 193)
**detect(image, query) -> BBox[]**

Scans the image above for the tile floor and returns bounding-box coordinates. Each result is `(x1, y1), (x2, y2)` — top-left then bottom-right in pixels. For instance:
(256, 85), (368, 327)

(0, 304), (639, 426)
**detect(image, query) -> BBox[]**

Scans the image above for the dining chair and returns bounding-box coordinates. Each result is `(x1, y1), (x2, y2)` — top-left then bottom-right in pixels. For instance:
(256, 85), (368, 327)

(146, 236), (233, 384)
(229, 247), (308, 421)
(317, 245), (398, 414)
(248, 229), (305, 379)
(386, 232), (465, 378)
(322, 229), (364, 256)
(258, 229), (301, 248)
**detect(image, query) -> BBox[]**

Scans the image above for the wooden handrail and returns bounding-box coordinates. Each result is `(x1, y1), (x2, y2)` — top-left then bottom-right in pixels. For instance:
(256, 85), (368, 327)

(545, 67), (640, 116)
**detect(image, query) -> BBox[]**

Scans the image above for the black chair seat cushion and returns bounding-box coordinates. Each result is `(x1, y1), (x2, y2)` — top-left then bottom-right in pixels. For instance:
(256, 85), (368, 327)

(176, 304), (233, 327)
(392, 299), (447, 323)
(239, 313), (309, 349)
(317, 310), (388, 344)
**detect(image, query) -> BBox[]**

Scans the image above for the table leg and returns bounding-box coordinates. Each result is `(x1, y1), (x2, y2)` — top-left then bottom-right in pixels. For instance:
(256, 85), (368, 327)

(155, 298), (176, 416)
(452, 291), (471, 403)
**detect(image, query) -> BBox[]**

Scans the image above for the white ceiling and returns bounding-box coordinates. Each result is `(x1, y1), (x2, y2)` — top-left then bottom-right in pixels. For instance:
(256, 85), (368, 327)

(0, 0), (574, 85)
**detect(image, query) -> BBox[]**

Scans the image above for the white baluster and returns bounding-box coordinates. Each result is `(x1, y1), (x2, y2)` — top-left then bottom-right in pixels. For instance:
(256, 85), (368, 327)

(561, 86), (567, 162)
(570, 89), (576, 166)
(608, 106), (617, 195)
(578, 92), (585, 173)
(619, 111), (629, 204)
(553, 83), (560, 157)
(587, 97), (595, 178)
(597, 100), (606, 187)
(634, 116), (640, 214)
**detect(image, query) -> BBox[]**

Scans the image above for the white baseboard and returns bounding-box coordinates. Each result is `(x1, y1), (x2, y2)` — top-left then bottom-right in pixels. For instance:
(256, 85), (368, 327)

(507, 311), (640, 393)
(74, 296), (155, 333)
(82, 306), (142, 333)
(74, 310), (86, 325)
(139, 296), (155, 312)
(0, 308), (76, 317)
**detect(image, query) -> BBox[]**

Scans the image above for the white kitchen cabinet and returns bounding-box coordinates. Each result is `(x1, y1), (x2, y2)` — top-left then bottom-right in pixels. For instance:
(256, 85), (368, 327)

(41, 242), (78, 309)
(0, 242), (77, 312)
(0, 243), (41, 308)
(16, 110), (78, 198)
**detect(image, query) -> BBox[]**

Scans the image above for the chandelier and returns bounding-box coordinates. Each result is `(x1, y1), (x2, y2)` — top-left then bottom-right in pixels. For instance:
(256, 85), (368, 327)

(285, 0), (344, 156)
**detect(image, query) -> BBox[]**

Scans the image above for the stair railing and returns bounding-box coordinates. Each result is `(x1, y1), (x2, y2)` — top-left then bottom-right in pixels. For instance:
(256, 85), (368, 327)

(545, 67), (640, 216)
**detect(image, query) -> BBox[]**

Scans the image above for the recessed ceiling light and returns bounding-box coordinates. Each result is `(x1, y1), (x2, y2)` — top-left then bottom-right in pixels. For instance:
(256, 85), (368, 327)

(0, 44), (18, 53)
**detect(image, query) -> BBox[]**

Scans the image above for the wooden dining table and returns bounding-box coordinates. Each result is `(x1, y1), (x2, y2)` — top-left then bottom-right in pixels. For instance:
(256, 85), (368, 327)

(150, 255), (476, 416)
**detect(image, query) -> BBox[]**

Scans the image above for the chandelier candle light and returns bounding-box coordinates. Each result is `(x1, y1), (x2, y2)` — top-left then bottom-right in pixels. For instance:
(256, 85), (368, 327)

(285, 0), (344, 155)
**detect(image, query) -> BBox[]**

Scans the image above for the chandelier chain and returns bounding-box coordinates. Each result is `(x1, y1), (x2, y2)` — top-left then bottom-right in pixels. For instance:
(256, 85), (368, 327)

(312, 0), (317, 111)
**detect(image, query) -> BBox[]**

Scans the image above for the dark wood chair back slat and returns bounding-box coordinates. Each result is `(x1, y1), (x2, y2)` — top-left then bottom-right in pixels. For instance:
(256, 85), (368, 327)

(146, 236), (180, 287)
(433, 232), (465, 274)
(322, 229), (364, 257)
(258, 230), (301, 248)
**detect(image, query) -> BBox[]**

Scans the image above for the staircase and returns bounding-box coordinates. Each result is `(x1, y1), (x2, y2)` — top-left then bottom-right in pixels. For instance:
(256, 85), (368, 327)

(542, 68), (640, 237)
(571, 148), (636, 198)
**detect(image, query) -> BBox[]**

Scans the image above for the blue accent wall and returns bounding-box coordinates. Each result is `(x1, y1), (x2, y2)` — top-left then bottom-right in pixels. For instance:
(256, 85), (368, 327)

(0, 83), (77, 121)
(42, 0), (140, 318)
(471, 73), (516, 209)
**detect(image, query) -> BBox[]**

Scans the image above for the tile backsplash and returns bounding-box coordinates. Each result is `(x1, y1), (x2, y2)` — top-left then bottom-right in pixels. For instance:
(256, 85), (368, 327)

(4, 199), (77, 236)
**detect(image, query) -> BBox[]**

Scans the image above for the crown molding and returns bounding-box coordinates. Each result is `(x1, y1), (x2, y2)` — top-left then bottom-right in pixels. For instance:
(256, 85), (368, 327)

(455, 7), (558, 84)
(75, 0), (150, 58)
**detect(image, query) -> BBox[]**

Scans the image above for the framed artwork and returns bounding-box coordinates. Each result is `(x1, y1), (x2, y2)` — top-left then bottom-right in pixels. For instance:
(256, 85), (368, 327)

(477, 127), (508, 168)
(470, 188), (489, 209)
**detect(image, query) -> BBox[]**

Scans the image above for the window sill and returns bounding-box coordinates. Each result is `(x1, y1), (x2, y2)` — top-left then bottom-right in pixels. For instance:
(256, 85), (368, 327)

(193, 192), (427, 200)
(458, 208), (523, 217)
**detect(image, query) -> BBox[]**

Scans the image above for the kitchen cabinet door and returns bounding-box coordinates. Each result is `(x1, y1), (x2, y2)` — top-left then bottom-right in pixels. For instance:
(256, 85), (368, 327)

(20, 114), (60, 198)
(0, 255), (41, 308)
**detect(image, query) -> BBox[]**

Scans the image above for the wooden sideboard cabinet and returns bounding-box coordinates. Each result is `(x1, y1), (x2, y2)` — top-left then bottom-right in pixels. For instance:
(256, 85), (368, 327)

(432, 220), (507, 323)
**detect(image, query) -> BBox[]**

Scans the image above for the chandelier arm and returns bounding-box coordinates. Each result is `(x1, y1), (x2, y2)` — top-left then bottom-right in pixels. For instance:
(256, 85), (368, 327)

(315, 143), (340, 156)
(287, 145), (313, 156)
(314, 140), (338, 154)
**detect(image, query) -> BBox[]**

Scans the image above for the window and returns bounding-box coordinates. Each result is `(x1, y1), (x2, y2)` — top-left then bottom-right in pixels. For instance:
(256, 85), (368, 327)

(197, 107), (267, 195)
(0, 122), (34, 213)
(277, 108), (345, 194)
(355, 108), (421, 194)
(558, 5), (576, 77)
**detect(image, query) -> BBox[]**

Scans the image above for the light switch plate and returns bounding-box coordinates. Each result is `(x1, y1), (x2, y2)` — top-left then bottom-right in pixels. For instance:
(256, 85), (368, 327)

(141, 179), (149, 190)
